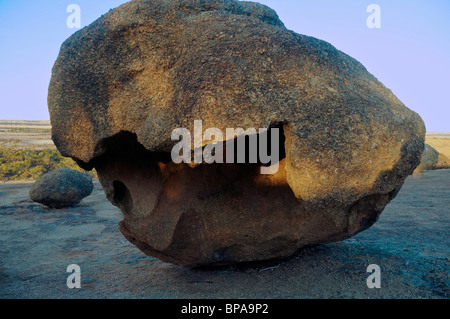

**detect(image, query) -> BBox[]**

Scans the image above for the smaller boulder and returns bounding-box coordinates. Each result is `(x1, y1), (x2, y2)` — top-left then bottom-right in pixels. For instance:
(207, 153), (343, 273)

(414, 144), (439, 174)
(435, 153), (450, 169)
(29, 168), (93, 208)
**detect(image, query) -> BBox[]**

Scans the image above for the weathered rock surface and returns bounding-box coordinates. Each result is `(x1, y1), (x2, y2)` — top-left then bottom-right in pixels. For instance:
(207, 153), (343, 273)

(29, 168), (93, 208)
(414, 144), (439, 173)
(48, 0), (425, 266)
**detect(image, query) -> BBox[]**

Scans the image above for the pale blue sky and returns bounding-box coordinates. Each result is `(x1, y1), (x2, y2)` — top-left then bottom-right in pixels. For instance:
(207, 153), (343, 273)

(0, 0), (449, 132)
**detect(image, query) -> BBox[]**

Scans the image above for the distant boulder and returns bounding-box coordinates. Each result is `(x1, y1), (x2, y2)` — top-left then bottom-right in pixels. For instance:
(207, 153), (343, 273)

(435, 153), (450, 170)
(414, 144), (439, 173)
(29, 168), (93, 208)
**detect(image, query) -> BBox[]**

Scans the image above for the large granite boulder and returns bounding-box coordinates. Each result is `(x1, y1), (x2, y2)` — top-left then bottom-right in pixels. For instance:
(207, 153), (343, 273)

(29, 168), (93, 208)
(48, 0), (425, 267)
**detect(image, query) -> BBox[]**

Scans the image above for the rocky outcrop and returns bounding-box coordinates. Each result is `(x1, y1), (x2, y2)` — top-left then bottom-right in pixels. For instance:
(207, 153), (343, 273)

(48, 0), (425, 266)
(29, 168), (93, 208)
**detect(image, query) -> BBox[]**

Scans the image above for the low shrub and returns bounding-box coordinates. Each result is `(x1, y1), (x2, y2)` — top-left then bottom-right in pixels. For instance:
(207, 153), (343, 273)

(0, 143), (96, 180)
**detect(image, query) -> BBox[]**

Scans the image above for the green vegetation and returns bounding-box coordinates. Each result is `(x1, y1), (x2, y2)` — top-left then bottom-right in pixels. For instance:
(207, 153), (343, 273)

(0, 143), (96, 180)
(0, 127), (51, 134)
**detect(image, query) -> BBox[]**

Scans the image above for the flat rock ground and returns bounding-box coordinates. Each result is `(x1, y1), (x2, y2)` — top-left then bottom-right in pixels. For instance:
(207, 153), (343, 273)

(0, 170), (448, 299)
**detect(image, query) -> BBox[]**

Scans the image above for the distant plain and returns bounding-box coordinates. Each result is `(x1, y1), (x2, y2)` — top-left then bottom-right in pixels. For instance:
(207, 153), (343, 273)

(0, 120), (449, 157)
